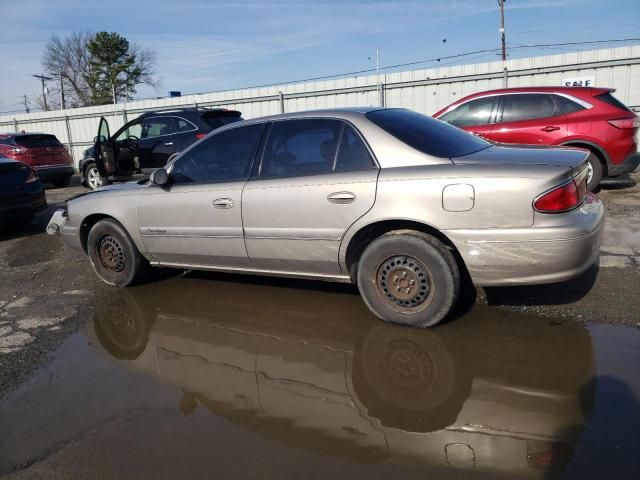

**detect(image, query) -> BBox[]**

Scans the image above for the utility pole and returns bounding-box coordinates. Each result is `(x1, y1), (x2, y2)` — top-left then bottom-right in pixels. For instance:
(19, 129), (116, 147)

(33, 74), (53, 111)
(59, 72), (66, 110)
(23, 95), (30, 114)
(376, 47), (380, 85)
(498, 0), (508, 87)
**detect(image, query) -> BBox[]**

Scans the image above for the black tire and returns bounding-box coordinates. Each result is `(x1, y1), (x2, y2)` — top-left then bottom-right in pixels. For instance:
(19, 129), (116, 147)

(51, 175), (72, 188)
(586, 153), (603, 191)
(356, 230), (460, 327)
(87, 218), (149, 286)
(84, 161), (109, 190)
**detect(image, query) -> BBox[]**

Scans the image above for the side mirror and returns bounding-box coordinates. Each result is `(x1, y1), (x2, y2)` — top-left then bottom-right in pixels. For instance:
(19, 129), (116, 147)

(93, 136), (99, 143)
(150, 168), (169, 186)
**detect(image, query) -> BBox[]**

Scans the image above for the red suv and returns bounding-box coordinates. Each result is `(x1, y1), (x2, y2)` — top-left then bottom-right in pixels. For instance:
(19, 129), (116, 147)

(0, 133), (74, 187)
(434, 87), (639, 189)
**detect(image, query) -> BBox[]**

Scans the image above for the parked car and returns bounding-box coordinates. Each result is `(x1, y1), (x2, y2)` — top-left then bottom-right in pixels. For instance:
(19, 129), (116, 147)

(80, 107), (243, 190)
(433, 86), (640, 190)
(0, 154), (47, 227)
(47, 108), (604, 327)
(0, 132), (74, 187)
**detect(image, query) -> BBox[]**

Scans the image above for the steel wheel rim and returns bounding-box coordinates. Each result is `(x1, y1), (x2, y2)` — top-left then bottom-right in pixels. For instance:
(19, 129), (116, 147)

(375, 255), (435, 313)
(88, 167), (103, 189)
(97, 235), (126, 272)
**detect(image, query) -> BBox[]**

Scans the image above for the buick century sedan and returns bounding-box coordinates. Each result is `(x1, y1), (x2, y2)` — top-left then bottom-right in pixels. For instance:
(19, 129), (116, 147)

(47, 108), (604, 327)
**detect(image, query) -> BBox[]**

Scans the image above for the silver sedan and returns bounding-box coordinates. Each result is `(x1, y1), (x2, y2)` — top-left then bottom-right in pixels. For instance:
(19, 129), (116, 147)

(47, 108), (604, 327)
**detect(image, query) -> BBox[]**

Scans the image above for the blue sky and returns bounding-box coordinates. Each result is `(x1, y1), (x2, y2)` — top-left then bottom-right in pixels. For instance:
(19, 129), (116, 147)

(1, 0), (639, 114)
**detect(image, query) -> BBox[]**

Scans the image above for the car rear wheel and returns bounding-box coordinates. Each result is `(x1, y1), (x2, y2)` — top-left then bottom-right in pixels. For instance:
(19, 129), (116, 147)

(85, 161), (108, 190)
(356, 231), (460, 327)
(585, 153), (603, 191)
(87, 219), (149, 286)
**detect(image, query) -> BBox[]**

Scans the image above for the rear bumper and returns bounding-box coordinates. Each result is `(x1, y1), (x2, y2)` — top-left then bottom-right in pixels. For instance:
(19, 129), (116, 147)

(34, 165), (75, 180)
(0, 190), (47, 221)
(608, 152), (640, 176)
(46, 209), (83, 252)
(445, 195), (605, 286)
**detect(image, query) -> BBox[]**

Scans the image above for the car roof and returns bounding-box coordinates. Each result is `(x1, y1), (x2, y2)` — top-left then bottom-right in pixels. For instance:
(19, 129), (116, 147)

(237, 107), (383, 124)
(0, 132), (51, 137)
(138, 107), (241, 118)
(452, 86), (613, 102)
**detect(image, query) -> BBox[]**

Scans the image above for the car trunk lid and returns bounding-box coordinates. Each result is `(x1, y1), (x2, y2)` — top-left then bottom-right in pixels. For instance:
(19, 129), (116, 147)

(0, 160), (29, 201)
(452, 144), (589, 173)
(14, 134), (70, 167)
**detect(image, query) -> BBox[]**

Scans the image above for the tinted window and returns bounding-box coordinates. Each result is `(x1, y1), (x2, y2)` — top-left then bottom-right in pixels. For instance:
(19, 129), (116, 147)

(366, 109), (490, 158)
(174, 117), (196, 133)
(439, 97), (495, 127)
(260, 119), (342, 178)
(14, 134), (61, 148)
(335, 125), (374, 172)
(172, 124), (265, 184)
(202, 114), (243, 130)
(595, 92), (632, 112)
(554, 95), (586, 115)
(500, 94), (557, 123)
(142, 117), (175, 139)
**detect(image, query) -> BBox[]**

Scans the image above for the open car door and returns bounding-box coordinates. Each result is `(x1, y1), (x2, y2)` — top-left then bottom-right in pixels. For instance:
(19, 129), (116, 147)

(95, 117), (116, 177)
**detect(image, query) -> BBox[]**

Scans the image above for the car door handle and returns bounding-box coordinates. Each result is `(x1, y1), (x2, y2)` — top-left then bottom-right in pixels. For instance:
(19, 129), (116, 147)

(212, 198), (234, 209)
(164, 142), (174, 146)
(541, 126), (560, 132)
(327, 191), (356, 204)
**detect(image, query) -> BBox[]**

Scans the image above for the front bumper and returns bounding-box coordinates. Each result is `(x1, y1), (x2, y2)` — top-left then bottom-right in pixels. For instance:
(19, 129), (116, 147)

(46, 209), (83, 252)
(445, 195), (605, 287)
(35, 165), (75, 180)
(608, 152), (640, 176)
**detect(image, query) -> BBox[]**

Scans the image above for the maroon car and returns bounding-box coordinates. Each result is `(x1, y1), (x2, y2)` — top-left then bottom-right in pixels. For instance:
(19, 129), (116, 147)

(434, 87), (639, 190)
(0, 132), (74, 187)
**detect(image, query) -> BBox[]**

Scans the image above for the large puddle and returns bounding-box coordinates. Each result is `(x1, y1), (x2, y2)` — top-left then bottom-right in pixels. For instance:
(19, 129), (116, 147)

(1, 274), (639, 479)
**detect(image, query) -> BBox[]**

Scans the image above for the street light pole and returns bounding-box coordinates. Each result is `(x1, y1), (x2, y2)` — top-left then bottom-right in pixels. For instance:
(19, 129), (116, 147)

(59, 72), (66, 110)
(498, 0), (508, 87)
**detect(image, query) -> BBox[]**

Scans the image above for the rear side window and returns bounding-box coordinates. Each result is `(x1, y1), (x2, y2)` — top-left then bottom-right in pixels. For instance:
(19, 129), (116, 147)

(500, 94), (557, 123)
(366, 109), (490, 158)
(439, 96), (495, 127)
(174, 117), (197, 133)
(142, 117), (175, 138)
(260, 119), (342, 178)
(595, 92), (632, 113)
(554, 95), (587, 114)
(14, 134), (61, 148)
(335, 125), (375, 172)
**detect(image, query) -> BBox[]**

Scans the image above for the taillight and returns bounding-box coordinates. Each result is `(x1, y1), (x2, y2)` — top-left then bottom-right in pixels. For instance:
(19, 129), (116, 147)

(25, 166), (39, 183)
(534, 180), (583, 213)
(7, 147), (25, 155)
(195, 133), (207, 139)
(608, 117), (640, 129)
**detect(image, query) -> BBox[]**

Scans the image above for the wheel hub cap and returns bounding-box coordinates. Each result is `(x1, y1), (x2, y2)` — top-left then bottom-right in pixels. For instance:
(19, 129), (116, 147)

(98, 235), (125, 272)
(377, 256), (430, 307)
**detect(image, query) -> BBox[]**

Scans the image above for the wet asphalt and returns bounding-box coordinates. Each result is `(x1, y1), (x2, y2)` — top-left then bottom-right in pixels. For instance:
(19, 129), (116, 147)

(0, 175), (639, 479)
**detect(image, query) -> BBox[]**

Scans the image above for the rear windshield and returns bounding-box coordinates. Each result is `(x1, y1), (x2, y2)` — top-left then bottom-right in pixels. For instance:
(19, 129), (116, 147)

(14, 134), (62, 148)
(201, 111), (243, 130)
(366, 109), (490, 158)
(595, 92), (632, 113)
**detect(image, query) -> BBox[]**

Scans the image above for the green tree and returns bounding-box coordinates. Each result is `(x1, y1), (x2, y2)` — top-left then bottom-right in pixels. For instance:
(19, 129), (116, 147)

(86, 31), (158, 105)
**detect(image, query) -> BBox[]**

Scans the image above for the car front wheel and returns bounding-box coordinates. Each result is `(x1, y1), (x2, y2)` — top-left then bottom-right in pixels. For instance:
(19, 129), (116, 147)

(356, 231), (460, 327)
(85, 161), (108, 190)
(87, 219), (149, 286)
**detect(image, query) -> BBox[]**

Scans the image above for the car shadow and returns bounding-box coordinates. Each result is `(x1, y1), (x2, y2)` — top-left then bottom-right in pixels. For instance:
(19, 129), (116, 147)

(483, 262), (599, 307)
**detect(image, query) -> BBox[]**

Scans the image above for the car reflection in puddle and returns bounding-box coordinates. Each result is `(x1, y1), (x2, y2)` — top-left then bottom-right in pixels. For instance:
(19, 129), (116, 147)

(92, 274), (595, 478)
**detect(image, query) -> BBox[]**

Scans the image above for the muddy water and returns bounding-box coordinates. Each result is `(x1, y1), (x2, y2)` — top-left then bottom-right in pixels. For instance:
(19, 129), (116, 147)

(1, 274), (639, 479)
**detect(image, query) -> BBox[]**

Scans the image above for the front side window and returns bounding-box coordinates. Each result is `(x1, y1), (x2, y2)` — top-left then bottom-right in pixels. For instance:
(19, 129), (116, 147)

(171, 123), (265, 184)
(439, 97), (495, 127)
(260, 119), (342, 178)
(142, 117), (175, 139)
(114, 121), (142, 142)
(500, 94), (557, 123)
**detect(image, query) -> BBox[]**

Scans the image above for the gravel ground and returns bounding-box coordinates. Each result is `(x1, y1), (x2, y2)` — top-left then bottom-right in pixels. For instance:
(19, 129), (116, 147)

(1, 173), (639, 398)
